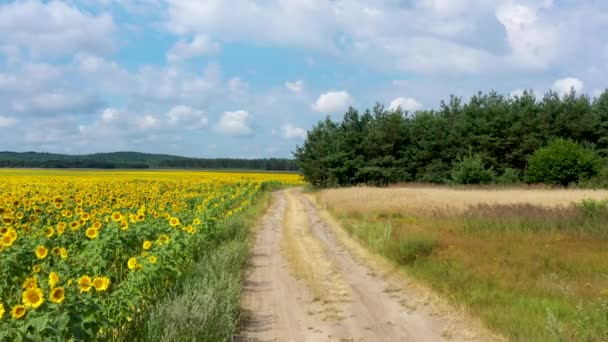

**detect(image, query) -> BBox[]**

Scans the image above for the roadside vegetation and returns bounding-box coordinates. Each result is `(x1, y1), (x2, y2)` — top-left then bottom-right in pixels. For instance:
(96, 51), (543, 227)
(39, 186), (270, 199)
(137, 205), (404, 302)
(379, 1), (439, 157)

(318, 187), (608, 341)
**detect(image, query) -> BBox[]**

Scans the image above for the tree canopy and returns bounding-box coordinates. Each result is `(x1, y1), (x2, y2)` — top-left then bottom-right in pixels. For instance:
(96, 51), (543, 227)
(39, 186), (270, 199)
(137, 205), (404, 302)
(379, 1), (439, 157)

(294, 89), (608, 187)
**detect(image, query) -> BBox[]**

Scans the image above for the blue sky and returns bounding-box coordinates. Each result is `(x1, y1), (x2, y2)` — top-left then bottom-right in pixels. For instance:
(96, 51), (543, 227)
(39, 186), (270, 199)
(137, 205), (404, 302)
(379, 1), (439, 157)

(0, 0), (606, 158)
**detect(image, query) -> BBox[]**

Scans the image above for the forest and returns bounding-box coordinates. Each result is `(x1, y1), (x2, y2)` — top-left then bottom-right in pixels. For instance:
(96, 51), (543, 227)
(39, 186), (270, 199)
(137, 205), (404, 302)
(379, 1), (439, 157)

(294, 89), (608, 187)
(0, 151), (299, 171)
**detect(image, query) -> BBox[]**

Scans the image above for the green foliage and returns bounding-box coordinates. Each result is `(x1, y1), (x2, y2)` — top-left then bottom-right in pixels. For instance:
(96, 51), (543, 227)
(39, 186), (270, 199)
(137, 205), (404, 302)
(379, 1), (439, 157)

(496, 168), (521, 184)
(450, 154), (495, 184)
(295, 89), (608, 187)
(575, 198), (608, 218)
(526, 139), (600, 186)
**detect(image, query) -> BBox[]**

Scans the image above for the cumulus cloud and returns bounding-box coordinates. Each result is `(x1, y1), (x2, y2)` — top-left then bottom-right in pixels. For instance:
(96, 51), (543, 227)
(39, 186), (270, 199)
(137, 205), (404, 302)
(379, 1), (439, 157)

(388, 97), (423, 112)
(0, 0), (115, 57)
(0, 115), (17, 128)
(166, 105), (208, 129)
(285, 80), (304, 93)
(312, 91), (353, 113)
(167, 34), (220, 62)
(552, 77), (584, 95)
(136, 115), (161, 130)
(496, 2), (559, 68)
(282, 124), (307, 139)
(216, 110), (252, 136)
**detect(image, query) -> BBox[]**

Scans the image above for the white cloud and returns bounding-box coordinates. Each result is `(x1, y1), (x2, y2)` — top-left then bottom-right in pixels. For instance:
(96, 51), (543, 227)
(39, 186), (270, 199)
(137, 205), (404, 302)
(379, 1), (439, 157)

(389, 97), (423, 112)
(216, 110), (252, 136)
(552, 77), (584, 95)
(593, 88), (606, 98)
(228, 77), (249, 93)
(285, 80), (304, 93)
(166, 105), (208, 129)
(0, 0), (115, 57)
(137, 115), (160, 130)
(496, 2), (559, 69)
(312, 91), (353, 113)
(101, 108), (120, 123)
(0, 116), (17, 128)
(167, 34), (220, 62)
(282, 124), (306, 139)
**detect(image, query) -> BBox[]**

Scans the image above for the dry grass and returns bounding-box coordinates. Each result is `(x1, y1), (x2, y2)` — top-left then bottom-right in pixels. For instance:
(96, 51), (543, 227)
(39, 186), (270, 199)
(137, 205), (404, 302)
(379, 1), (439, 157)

(320, 186), (608, 216)
(317, 185), (608, 341)
(281, 189), (349, 318)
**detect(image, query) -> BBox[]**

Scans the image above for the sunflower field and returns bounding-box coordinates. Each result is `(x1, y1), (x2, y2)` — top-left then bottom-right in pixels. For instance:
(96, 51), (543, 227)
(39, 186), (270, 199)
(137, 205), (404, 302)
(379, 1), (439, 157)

(0, 170), (302, 340)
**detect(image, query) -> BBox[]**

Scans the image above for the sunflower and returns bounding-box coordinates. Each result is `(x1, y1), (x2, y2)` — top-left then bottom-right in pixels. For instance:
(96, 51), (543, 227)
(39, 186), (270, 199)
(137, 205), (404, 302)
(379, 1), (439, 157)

(22, 276), (38, 289)
(49, 287), (65, 304)
(127, 257), (138, 270)
(69, 221), (80, 230)
(119, 221), (129, 230)
(157, 234), (170, 244)
(148, 255), (157, 264)
(0, 303), (4, 319)
(142, 240), (152, 250)
(0, 226), (7, 234)
(85, 227), (99, 239)
(32, 265), (42, 273)
(1, 234), (14, 247)
(81, 212), (90, 221)
(169, 217), (180, 227)
(45, 227), (54, 238)
(22, 287), (44, 308)
(52, 246), (61, 255)
(49, 272), (60, 288)
(11, 305), (26, 319)
(111, 212), (122, 222)
(193, 218), (202, 225)
(77, 275), (92, 293)
(56, 222), (66, 235)
(35, 245), (48, 259)
(92, 221), (102, 229)
(137, 214), (145, 222)
(60, 247), (68, 260)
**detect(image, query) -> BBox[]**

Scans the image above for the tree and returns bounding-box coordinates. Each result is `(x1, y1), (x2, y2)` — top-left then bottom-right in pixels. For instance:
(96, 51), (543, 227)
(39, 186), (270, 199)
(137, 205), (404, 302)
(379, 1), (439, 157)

(526, 139), (600, 186)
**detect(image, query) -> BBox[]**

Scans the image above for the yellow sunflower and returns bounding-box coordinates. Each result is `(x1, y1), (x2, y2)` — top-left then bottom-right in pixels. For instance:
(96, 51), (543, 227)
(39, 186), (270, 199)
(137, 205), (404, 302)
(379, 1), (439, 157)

(169, 217), (180, 227)
(142, 240), (152, 250)
(22, 276), (38, 289)
(45, 227), (54, 238)
(60, 247), (68, 260)
(157, 234), (170, 244)
(52, 246), (61, 255)
(0, 303), (4, 319)
(148, 255), (157, 264)
(32, 265), (42, 273)
(85, 227), (99, 239)
(35, 245), (48, 259)
(22, 287), (44, 308)
(127, 257), (138, 270)
(11, 305), (26, 319)
(119, 221), (129, 230)
(78, 275), (92, 293)
(193, 218), (202, 225)
(49, 272), (60, 288)
(49, 287), (65, 304)
(111, 212), (122, 222)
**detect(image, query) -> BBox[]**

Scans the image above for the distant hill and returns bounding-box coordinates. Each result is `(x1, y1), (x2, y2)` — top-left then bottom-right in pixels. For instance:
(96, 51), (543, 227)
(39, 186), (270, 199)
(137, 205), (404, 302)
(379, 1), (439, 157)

(0, 151), (299, 171)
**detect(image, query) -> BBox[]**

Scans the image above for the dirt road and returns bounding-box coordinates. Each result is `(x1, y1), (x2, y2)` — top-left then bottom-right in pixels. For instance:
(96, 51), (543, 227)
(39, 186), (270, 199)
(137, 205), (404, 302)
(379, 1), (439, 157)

(238, 189), (499, 342)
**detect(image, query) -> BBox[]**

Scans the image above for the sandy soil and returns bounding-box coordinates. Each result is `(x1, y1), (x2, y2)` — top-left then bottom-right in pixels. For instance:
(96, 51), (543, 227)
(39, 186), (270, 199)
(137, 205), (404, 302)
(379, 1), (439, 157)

(237, 189), (501, 342)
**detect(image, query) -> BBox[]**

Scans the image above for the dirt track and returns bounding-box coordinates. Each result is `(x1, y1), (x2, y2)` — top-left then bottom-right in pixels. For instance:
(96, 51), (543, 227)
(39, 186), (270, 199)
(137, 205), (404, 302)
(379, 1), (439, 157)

(237, 189), (499, 342)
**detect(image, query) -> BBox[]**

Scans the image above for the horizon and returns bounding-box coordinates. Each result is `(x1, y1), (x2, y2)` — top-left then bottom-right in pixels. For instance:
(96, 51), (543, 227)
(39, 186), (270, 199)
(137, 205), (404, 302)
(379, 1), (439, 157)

(0, 0), (607, 158)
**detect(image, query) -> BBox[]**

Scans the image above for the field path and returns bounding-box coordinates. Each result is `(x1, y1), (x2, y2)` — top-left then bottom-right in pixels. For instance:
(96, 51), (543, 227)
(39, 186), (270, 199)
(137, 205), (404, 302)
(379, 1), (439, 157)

(237, 189), (497, 342)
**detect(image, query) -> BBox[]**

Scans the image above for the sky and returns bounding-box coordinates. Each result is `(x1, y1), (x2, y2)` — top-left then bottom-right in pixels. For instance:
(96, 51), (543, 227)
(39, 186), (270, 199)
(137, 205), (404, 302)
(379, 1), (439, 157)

(0, 0), (606, 158)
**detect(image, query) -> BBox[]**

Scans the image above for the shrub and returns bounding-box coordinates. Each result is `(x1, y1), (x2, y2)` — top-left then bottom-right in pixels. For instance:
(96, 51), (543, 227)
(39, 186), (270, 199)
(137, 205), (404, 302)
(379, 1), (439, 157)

(496, 168), (521, 184)
(450, 154), (495, 184)
(526, 139), (600, 186)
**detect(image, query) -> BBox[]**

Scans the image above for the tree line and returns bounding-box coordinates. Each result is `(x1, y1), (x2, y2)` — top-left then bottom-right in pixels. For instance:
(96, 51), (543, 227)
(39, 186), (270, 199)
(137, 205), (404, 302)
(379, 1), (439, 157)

(294, 89), (608, 187)
(0, 152), (299, 171)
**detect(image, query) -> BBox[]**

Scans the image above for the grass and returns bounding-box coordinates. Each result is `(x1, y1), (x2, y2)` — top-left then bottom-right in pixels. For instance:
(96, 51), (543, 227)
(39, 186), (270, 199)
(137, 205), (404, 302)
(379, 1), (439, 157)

(116, 190), (274, 342)
(318, 186), (608, 341)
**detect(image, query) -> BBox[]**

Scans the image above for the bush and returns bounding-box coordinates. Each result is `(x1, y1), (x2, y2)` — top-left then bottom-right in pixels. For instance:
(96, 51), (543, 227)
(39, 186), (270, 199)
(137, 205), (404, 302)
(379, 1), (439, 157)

(496, 168), (521, 184)
(450, 154), (495, 184)
(526, 139), (600, 186)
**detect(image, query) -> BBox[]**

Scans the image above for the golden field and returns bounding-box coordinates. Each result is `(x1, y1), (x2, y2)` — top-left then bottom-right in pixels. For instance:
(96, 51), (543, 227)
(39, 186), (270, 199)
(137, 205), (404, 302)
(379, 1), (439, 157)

(0, 170), (302, 340)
